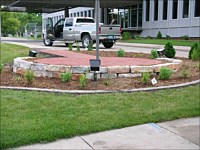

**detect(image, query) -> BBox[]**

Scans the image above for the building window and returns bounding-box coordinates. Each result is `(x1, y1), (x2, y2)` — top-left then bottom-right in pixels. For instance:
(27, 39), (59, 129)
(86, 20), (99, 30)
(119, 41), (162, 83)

(146, 0), (150, 21)
(163, 0), (168, 20)
(74, 13), (76, 17)
(195, 0), (200, 17)
(138, 4), (143, 26)
(84, 11), (87, 17)
(131, 5), (137, 27)
(154, 0), (158, 21)
(172, 0), (178, 19)
(77, 12), (79, 17)
(81, 12), (83, 17)
(183, 0), (189, 18)
(88, 10), (91, 17)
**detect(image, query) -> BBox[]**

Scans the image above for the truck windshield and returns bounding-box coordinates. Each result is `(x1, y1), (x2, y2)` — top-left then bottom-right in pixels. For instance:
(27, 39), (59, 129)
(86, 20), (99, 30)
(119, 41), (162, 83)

(76, 18), (95, 23)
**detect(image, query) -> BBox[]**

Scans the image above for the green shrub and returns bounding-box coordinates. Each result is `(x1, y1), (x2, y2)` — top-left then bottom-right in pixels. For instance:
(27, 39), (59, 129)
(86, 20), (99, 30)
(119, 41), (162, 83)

(117, 48), (125, 57)
(157, 31), (162, 39)
(24, 70), (34, 84)
(68, 43), (73, 51)
(60, 72), (72, 82)
(76, 43), (80, 51)
(134, 35), (141, 39)
(164, 42), (176, 58)
(122, 32), (131, 40)
(103, 74), (111, 86)
(165, 34), (171, 40)
(159, 67), (172, 80)
(141, 72), (150, 83)
(181, 68), (189, 78)
(88, 41), (93, 51)
(189, 43), (200, 61)
(80, 74), (87, 88)
(0, 64), (3, 74)
(150, 49), (158, 59)
(181, 35), (189, 40)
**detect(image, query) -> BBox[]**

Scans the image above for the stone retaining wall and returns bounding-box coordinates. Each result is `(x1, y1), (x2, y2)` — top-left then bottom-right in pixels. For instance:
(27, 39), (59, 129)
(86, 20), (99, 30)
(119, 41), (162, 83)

(13, 57), (182, 80)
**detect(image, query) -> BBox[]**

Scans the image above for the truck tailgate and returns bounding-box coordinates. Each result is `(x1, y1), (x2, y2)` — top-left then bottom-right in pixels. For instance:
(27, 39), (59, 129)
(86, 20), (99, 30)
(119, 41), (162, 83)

(100, 25), (121, 35)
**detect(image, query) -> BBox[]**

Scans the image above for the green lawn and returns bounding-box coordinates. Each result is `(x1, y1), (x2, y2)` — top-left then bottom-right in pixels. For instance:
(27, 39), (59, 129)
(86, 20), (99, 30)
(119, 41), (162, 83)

(121, 39), (199, 47)
(0, 43), (30, 64)
(1, 85), (199, 149)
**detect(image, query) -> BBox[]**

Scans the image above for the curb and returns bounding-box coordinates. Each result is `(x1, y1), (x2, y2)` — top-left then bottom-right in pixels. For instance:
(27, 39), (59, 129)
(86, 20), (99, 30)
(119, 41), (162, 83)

(1, 80), (199, 94)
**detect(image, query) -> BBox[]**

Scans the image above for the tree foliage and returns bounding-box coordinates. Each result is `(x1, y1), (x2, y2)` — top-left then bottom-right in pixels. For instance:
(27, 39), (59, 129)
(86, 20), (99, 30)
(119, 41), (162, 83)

(1, 12), (42, 36)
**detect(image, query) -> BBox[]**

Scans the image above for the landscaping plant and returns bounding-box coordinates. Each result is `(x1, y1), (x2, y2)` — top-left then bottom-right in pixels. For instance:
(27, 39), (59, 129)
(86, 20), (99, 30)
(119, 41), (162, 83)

(150, 49), (158, 59)
(122, 32), (131, 40)
(141, 72), (150, 84)
(159, 67), (172, 80)
(181, 68), (189, 78)
(68, 43), (73, 51)
(157, 31), (162, 39)
(0, 63), (3, 74)
(76, 42), (80, 51)
(117, 48), (125, 57)
(88, 41), (93, 51)
(189, 43), (200, 61)
(80, 74), (87, 88)
(24, 70), (34, 84)
(60, 72), (72, 82)
(181, 35), (189, 40)
(164, 42), (176, 58)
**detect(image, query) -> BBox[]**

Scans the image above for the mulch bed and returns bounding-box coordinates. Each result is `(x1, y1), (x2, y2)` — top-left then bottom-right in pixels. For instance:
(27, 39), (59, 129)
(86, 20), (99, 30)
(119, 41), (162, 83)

(0, 51), (199, 91)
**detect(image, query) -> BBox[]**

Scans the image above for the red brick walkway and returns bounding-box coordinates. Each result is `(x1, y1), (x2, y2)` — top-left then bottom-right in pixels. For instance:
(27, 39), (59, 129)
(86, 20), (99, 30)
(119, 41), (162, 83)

(35, 50), (162, 67)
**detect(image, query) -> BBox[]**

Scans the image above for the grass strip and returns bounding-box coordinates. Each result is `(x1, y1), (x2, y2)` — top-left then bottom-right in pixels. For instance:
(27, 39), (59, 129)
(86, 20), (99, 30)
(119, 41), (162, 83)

(1, 85), (199, 149)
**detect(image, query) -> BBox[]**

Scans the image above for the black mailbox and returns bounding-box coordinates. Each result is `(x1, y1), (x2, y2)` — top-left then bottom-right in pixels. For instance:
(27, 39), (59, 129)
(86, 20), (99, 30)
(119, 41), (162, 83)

(90, 59), (101, 71)
(29, 50), (37, 57)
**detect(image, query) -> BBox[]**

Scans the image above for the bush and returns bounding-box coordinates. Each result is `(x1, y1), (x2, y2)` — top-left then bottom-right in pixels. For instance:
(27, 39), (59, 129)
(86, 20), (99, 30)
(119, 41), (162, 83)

(165, 34), (171, 40)
(24, 70), (34, 84)
(150, 49), (158, 59)
(60, 72), (72, 82)
(189, 43), (200, 61)
(88, 41), (93, 51)
(122, 32), (131, 40)
(76, 43), (80, 51)
(134, 35), (141, 39)
(157, 31), (162, 39)
(68, 43), (73, 51)
(0, 64), (3, 74)
(164, 42), (176, 58)
(80, 74), (87, 88)
(159, 67), (172, 80)
(181, 35), (189, 40)
(141, 72), (150, 84)
(181, 68), (189, 78)
(117, 48), (125, 57)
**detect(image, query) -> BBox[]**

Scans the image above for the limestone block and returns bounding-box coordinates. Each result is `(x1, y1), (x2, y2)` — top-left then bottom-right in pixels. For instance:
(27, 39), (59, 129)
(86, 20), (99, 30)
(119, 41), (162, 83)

(46, 65), (60, 72)
(86, 73), (101, 80)
(19, 60), (33, 70)
(13, 58), (22, 68)
(72, 66), (89, 74)
(131, 66), (154, 73)
(118, 73), (141, 78)
(101, 73), (117, 79)
(31, 63), (46, 71)
(108, 66), (130, 74)
(59, 65), (72, 72)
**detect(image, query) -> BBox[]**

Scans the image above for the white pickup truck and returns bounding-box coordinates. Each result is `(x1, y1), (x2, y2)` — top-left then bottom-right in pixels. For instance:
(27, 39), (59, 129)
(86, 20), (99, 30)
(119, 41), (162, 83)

(43, 17), (121, 48)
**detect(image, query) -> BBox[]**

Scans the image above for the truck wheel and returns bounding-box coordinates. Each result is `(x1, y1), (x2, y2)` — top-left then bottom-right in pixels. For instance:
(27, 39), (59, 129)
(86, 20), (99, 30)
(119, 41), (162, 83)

(82, 34), (92, 48)
(102, 42), (114, 48)
(43, 38), (53, 46)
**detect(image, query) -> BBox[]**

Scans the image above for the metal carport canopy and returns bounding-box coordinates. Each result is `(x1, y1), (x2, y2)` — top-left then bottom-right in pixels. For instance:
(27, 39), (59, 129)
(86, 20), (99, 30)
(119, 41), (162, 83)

(1, 0), (137, 13)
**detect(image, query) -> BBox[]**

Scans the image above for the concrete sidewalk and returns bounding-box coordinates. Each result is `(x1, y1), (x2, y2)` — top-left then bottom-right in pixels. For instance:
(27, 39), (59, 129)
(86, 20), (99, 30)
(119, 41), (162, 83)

(16, 117), (199, 149)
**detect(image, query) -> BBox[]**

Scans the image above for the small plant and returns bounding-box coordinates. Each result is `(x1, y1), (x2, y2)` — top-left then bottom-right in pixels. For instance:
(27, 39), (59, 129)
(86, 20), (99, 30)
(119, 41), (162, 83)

(80, 74), (87, 88)
(60, 72), (72, 82)
(157, 31), (162, 39)
(76, 42), (80, 51)
(117, 48), (125, 57)
(150, 49), (158, 59)
(122, 32), (131, 40)
(189, 43), (200, 61)
(134, 35), (141, 39)
(181, 35), (189, 40)
(0, 63), (3, 74)
(141, 72), (150, 84)
(88, 41), (93, 51)
(103, 74), (111, 86)
(181, 68), (189, 78)
(68, 43), (73, 51)
(159, 67), (172, 80)
(164, 42), (176, 58)
(13, 74), (22, 82)
(165, 34), (171, 40)
(24, 70), (34, 84)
